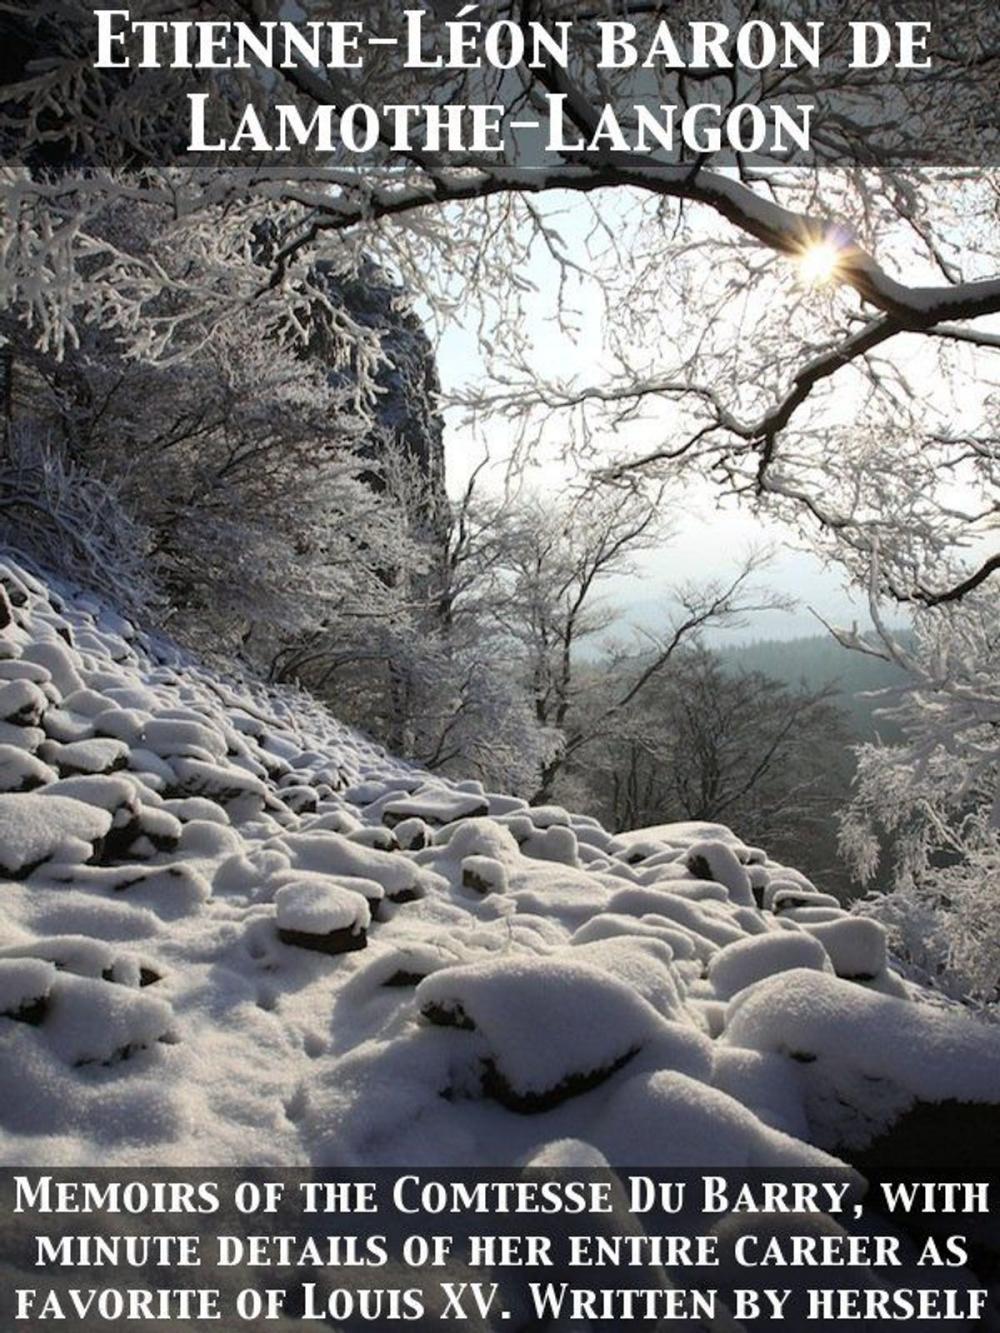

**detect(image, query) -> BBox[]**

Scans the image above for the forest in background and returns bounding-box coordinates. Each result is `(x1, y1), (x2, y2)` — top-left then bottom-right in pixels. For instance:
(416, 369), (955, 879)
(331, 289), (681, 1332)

(718, 635), (908, 741)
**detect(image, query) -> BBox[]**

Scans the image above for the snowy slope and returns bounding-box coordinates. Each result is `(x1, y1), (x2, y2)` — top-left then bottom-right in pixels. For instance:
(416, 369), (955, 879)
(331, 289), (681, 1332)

(0, 553), (997, 1168)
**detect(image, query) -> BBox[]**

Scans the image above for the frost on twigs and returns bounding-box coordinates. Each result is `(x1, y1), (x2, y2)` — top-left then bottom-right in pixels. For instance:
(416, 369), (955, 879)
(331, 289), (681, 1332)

(0, 426), (156, 619)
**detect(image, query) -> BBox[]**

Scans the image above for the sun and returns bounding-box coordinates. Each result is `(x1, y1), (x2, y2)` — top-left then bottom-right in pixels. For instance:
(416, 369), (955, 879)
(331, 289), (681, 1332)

(797, 240), (842, 286)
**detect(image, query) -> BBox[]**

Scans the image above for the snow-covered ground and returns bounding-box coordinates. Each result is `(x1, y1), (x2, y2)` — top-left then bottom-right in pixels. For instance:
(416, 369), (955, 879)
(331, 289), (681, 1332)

(0, 552), (997, 1168)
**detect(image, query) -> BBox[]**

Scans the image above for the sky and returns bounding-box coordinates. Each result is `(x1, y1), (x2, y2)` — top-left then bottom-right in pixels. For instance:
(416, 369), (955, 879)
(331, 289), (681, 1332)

(424, 183), (996, 648)
(440, 404), (866, 643)
(430, 190), (871, 646)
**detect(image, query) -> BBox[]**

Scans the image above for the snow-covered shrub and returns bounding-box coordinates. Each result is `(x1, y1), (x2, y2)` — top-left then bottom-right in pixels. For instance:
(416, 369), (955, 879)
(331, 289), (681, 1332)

(304, 613), (554, 797)
(2, 210), (432, 659)
(0, 424), (155, 617)
(855, 822), (1000, 1007)
(841, 596), (1000, 1008)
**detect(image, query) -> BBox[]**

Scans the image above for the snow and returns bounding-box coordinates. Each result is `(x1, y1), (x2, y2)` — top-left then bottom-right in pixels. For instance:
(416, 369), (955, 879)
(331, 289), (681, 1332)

(0, 659), (50, 684)
(766, 880), (838, 912)
(461, 855), (508, 895)
(38, 737), (129, 775)
(0, 678), (48, 726)
(522, 1138), (610, 1168)
(41, 972), (174, 1066)
(127, 805), (182, 855)
(1, 933), (127, 981)
(415, 955), (687, 1099)
(392, 816), (430, 850)
(591, 1069), (849, 1171)
(21, 641), (84, 695)
(708, 931), (833, 1001)
(508, 871), (612, 929)
(383, 787), (489, 826)
(616, 820), (744, 850)
(141, 717), (226, 759)
(162, 796), (228, 824)
(436, 817), (521, 864)
(0, 793), (112, 874)
(519, 803), (571, 829)
(568, 937), (686, 1018)
(0, 957), (56, 1015)
(0, 552), (994, 1170)
(274, 880), (371, 936)
(0, 745), (56, 792)
(684, 839), (755, 906)
(281, 830), (419, 899)
(722, 969), (1000, 1145)
(38, 774), (137, 815)
(169, 757), (267, 806)
(801, 917), (888, 980)
(521, 824), (579, 865)
(92, 707), (149, 744)
(711, 1047), (812, 1140)
(42, 708), (95, 743)
(572, 913), (700, 962)
(60, 687), (117, 718)
(0, 722), (42, 750)
(607, 888), (744, 951)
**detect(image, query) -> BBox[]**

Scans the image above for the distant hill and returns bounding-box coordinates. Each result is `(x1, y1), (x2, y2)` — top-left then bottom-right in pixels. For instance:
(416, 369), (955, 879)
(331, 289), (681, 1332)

(716, 633), (912, 740)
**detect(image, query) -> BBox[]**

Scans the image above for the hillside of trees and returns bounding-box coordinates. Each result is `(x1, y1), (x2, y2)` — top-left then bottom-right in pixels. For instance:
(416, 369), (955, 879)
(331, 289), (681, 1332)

(717, 634), (911, 741)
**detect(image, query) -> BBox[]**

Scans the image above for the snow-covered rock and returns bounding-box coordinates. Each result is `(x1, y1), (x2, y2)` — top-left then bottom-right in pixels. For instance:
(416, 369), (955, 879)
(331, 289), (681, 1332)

(801, 916), (888, 981)
(38, 737), (129, 776)
(461, 855), (508, 895)
(0, 678), (48, 727)
(42, 972), (174, 1066)
(0, 745), (56, 792)
(684, 839), (755, 906)
(141, 717), (226, 760)
(383, 787), (489, 827)
(417, 954), (702, 1112)
(568, 936), (687, 1019)
(275, 879), (371, 954)
(591, 1069), (849, 1170)
(0, 958), (56, 1023)
(0, 792), (111, 875)
(708, 931), (833, 1001)
(722, 969), (1000, 1150)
